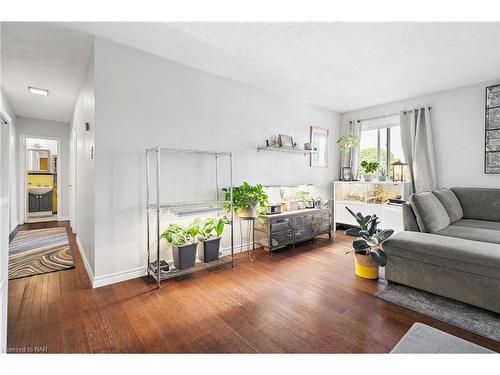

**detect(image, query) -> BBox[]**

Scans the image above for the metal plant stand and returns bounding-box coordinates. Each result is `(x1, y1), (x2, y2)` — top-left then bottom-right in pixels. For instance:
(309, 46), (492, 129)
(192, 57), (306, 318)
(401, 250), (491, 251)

(145, 147), (234, 288)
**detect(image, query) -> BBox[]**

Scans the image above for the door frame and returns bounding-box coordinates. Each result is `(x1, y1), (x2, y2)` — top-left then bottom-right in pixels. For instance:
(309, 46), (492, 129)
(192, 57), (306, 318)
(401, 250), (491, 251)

(19, 134), (62, 223)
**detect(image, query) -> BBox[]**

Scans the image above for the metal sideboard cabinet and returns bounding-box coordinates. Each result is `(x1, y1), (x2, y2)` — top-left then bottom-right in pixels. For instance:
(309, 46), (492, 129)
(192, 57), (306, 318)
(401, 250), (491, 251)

(255, 208), (332, 252)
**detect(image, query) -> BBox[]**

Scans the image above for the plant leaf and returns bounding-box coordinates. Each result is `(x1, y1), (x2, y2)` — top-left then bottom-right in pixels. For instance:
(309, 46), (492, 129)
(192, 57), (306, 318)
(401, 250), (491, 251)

(345, 227), (361, 237)
(353, 239), (370, 251)
(376, 229), (394, 242)
(369, 248), (387, 267)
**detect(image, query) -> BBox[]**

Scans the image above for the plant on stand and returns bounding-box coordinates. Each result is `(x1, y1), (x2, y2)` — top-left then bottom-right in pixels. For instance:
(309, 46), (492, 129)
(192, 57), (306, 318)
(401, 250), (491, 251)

(344, 207), (394, 279)
(223, 182), (268, 218)
(161, 222), (199, 270)
(360, 160), (379, 181)
(195, 216), (230, 263)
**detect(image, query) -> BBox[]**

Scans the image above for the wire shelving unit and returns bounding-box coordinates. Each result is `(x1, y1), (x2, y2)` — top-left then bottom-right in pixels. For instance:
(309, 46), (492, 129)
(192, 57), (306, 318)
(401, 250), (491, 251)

(146, 147), (234, 288)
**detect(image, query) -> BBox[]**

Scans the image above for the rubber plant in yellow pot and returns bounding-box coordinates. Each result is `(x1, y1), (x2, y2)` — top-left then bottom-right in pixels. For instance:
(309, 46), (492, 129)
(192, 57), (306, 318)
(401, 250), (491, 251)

(344, 207), (394, 279)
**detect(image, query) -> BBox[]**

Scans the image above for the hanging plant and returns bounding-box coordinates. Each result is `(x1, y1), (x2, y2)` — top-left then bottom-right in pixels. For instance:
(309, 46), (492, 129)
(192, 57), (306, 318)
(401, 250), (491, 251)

(337, 133), (360, 154)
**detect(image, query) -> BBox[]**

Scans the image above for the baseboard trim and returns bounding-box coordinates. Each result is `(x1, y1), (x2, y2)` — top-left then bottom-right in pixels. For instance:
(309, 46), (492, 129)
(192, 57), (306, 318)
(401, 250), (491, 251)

(59, 216), (70, 222)
(9, 220), (18, 234)
(76, 236), (94, 287)
(93, 267), (147, 288)
(220, 241), (255, 256)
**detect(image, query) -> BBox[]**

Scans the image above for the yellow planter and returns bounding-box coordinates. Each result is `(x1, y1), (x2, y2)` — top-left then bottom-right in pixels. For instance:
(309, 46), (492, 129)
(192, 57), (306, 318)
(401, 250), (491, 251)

(354, 253), (379, 279)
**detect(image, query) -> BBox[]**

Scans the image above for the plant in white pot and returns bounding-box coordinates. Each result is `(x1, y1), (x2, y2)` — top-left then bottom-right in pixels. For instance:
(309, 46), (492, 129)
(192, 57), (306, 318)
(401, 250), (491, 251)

(161, 223), (199, 270)
(360, 160), (379, 181)
(344, 207), (394, 279)
(224, 182), (268, 218)
(195, 216), (229, 263)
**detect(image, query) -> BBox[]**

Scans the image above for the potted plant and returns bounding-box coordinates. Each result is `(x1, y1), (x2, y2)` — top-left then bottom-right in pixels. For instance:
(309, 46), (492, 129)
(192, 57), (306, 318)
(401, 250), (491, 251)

(378, 165), (387, 181)
(344, 207), (394, 279)
(195, 216), (229, 263)
(224, 182), (268, 218)
(360, 160), (379, 181)
(161, 222), (199, 270)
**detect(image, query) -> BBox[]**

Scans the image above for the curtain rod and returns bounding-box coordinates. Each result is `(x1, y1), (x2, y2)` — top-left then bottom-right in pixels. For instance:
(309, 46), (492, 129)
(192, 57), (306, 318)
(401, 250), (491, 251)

(350, 106), (432, 123)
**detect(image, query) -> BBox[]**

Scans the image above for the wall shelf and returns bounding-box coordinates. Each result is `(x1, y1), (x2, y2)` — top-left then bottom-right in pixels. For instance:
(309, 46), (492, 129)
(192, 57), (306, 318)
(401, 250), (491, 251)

(257, 145), (318, 156)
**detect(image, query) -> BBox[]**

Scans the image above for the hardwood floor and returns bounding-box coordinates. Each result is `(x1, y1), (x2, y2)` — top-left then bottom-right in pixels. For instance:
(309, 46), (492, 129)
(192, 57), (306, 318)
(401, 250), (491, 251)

(7, 221), (500, 353)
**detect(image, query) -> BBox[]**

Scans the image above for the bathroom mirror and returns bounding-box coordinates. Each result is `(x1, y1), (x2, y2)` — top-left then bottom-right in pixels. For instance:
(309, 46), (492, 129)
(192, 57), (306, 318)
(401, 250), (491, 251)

(27, 148), (51, 172)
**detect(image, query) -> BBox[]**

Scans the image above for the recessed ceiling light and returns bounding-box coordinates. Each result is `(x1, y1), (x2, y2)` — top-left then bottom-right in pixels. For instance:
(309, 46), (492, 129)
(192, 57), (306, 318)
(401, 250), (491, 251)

(28, 87), (49, 96)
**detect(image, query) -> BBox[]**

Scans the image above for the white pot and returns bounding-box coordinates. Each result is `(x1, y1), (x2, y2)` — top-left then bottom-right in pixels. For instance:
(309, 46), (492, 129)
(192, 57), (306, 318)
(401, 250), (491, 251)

(364, 174), (377, 181)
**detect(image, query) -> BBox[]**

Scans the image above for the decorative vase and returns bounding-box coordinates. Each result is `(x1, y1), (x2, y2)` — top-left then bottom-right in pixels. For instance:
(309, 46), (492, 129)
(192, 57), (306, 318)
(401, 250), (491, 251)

(236, 207), (256, 218)
(364, 174), (377, 182)
(354, 253), (379, 279)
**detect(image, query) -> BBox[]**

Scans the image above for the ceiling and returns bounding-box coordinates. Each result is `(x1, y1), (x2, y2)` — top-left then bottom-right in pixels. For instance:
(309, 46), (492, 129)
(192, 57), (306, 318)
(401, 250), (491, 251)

(2, 22), (500, 122)
(67, 22), (500, 113)
(1, 23), (93, 122)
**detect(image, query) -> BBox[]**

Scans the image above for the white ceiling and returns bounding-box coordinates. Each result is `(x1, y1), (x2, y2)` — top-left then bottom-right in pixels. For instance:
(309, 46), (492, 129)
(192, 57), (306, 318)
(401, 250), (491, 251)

(66, 22), (500, 113)
(1, 23), (93, 122)
(2, 22), (500, 122)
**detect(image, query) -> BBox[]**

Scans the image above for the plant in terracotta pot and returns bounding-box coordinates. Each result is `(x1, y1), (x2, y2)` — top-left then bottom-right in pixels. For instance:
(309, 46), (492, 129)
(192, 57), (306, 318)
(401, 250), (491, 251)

(223, 182), (268, 218)
(360, 160), (379, 181)
(344, 207), (394, 279)
(195, 216), (230, 263)
(161, 222), (199, 270)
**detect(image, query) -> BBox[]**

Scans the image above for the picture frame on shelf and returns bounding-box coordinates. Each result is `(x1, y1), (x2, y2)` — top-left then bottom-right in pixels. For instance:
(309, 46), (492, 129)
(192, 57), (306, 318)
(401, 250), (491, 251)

(310, 126), (329, 168)
(342, 167), (352, 181)
(278, 134), (294, 148)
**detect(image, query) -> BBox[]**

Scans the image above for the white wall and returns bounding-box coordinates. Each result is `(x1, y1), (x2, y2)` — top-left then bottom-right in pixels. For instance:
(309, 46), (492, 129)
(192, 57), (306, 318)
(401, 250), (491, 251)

(341, 80), (500, 189)
(16, 117), (70, 219)
(92, 38), (341, 283)
(70, 45), (95, 276)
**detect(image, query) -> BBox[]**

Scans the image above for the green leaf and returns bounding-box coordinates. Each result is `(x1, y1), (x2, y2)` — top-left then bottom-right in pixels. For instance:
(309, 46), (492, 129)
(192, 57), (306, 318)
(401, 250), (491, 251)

(345, 227), (361, 237)
(376, 229), (394, 242)
(368, 248), (387, 267)
(358, 230), (370, 239)
(353, 239), (370, 251)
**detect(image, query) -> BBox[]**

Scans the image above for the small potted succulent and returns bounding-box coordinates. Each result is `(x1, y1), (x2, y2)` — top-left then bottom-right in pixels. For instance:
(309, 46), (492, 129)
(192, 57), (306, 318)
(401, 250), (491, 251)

(378, 165), (387, 181)
(224, 182), (268, 218)
(161, 222), (199, 270)
(360, 160), (379, 181)
(344, 207), (394, 279)
(196, 216), (229, 263)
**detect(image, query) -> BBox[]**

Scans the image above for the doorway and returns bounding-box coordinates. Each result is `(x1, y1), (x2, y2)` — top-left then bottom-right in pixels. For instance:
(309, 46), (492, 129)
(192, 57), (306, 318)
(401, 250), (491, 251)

(19, 135), (62, 224)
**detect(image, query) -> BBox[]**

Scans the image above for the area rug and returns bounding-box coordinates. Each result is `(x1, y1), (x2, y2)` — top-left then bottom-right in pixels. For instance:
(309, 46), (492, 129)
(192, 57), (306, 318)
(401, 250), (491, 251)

(376, 285), (500, 342)
(9, 227), (74, 280)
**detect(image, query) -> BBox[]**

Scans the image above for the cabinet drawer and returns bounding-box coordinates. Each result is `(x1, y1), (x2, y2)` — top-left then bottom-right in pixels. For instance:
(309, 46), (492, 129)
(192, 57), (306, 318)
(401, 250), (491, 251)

(270, 230), (293, 248)
(294, 214), (312, 226)
(270, 217), (292, 231)
(294, 225), (313, 242)
(314, 223), (331, 235)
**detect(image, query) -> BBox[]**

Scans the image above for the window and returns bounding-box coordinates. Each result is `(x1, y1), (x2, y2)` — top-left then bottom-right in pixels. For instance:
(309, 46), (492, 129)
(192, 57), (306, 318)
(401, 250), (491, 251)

(359, 114), (404, 178)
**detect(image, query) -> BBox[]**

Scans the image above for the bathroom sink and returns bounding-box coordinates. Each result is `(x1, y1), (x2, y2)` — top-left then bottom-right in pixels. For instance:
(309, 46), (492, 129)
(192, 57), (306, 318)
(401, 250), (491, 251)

(29, 187), (52, 195)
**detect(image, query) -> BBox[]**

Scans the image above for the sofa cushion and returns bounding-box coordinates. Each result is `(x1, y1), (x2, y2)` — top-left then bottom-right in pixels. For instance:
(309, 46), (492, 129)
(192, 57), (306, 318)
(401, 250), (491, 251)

(452, 219), (500, 231)
(451, 187), (500, 222)
(433, 188), (463, 223)
(383, 231), (500, 279)
(409, 192), (451, 233)
(436, 225), (500, 244)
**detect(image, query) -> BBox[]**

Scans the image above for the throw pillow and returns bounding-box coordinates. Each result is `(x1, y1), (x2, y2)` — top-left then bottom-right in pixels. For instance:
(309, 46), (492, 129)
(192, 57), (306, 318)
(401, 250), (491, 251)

(409, 192), (451, 233)
(433, 188), (464, 223)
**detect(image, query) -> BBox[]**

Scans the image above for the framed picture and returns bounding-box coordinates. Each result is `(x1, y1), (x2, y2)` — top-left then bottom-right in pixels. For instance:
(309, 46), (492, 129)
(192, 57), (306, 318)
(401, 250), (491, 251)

(342, 167), (352, 181)
(485, 84), (500, 174)
(278, 134), (293, 148)
(310, 126), (329, 168)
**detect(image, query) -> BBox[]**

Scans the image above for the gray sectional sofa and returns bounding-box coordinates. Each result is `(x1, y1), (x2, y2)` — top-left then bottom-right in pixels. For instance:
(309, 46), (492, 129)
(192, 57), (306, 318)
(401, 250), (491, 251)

(383, 187), (500, 313)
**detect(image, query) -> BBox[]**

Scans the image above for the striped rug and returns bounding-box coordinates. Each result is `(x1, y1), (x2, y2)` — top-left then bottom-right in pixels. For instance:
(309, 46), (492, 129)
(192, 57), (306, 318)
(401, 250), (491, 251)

(9, 227), (74, 280)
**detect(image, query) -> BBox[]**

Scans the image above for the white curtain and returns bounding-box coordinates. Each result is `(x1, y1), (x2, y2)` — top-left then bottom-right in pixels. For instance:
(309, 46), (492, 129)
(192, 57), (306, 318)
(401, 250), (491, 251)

(400, 107), (437, 193)
(340, 119), (362, 180)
